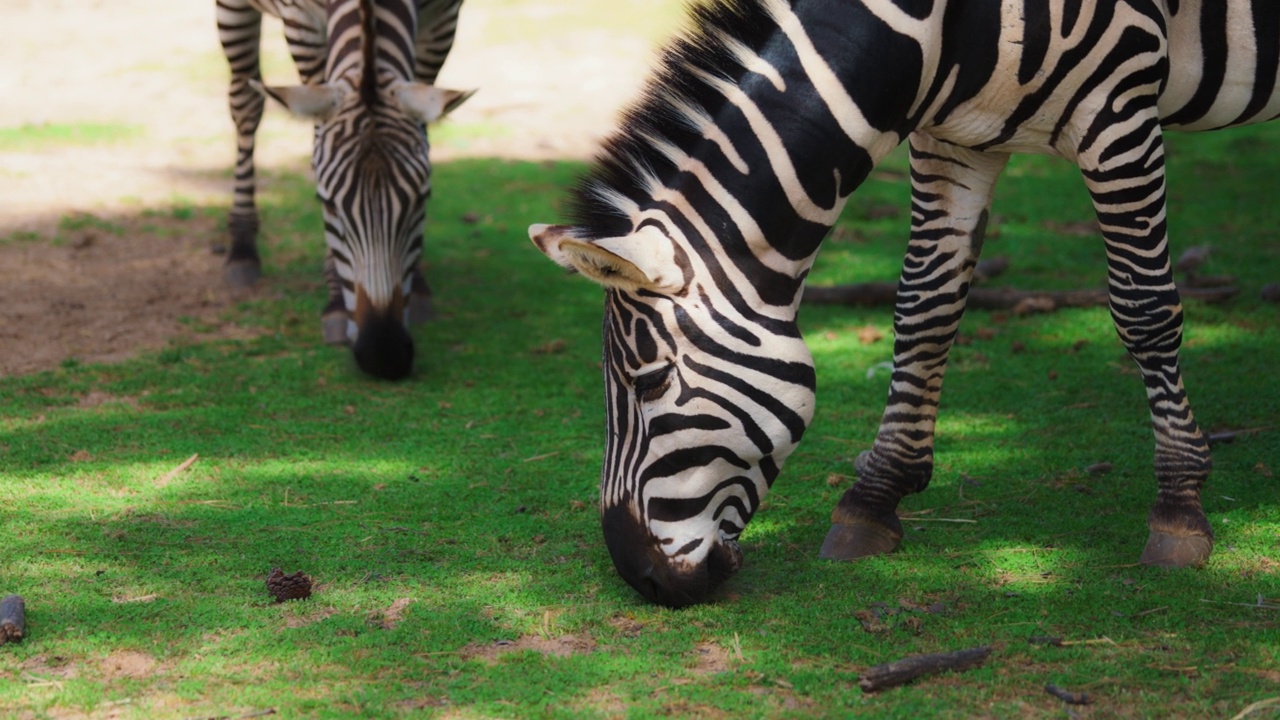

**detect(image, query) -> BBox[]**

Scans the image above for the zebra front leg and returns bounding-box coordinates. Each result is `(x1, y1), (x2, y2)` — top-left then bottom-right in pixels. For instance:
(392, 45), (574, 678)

(217, 0), (266, 288)
(322, 251), (350, 346)
(408, 265), (434, 324)
(821, 138), (1009, 560)
(1080, 127), (1213, 568)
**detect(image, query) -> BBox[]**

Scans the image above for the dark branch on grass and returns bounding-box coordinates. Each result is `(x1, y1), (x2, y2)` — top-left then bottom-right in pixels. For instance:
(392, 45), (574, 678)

(1046, 684), (1091, 705)
(858, 646), (992, 692)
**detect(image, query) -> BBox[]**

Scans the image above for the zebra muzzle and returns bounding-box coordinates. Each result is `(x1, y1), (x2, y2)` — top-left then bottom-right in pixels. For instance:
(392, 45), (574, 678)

(601, 505), (743, 608)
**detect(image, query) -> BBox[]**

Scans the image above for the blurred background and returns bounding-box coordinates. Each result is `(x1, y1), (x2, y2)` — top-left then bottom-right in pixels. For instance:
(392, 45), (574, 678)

(0, 0), (686, 375)
(0, 0), (690, 229)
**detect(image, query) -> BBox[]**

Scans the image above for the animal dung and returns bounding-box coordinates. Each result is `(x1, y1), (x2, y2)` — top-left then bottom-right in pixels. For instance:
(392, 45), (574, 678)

(266, 568), (313, 603)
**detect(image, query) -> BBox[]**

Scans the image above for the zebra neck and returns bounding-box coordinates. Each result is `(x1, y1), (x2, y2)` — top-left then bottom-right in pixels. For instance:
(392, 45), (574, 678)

(642, 0), (931, 301)
(324, 0), (419, 94)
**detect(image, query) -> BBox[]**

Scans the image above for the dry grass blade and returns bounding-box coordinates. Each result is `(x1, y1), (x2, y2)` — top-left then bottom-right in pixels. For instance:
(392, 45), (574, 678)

(157, 453), (199, 485)
(1230, 697), (1280, 720)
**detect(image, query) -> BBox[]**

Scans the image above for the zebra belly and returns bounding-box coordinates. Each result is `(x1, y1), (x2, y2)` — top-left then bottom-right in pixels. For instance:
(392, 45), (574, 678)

(1158, 0), (1280, 130)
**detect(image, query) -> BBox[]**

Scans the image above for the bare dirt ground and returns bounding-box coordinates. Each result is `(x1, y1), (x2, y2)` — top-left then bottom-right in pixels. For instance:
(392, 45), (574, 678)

(0, 0), (658, 376)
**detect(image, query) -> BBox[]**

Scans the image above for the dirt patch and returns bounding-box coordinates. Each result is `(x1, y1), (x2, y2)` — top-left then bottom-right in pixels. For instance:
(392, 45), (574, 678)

(369, 597), (414, 630)
(99, 649), (160, 680)
(461, 633), (597, 664)
(17, 654), (81, 681)
(283, 604), (339, 629)
(0, 213), (256, 377)
(0, 0), (656, 378)
(689, 640), (738, 674)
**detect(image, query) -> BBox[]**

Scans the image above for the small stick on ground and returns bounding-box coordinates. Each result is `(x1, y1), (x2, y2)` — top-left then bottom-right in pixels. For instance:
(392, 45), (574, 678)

(157, 453), (199, 485)
(858, 646), (992, 692)
(1, 595), (26, 643)
(1046, 684), (1092, 705)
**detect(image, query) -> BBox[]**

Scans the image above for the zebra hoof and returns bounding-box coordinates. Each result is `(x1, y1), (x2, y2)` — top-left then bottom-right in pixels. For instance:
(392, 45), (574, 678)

(1139, 529), (1212, 568)
(407, 292), (433, 325)
(224, 259), (261, 289)
(818, 520), (902, 561)
(322, 313), (350, 346)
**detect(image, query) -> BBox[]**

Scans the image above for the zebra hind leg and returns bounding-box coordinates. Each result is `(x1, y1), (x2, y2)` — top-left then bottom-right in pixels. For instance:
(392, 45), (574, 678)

(821, 138), (1009, 561)
(1080, 128), (1213, 568)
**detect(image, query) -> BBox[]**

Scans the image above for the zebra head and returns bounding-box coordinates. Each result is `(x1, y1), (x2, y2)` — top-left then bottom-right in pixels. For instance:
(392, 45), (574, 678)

(254, 79), (472, 380)
(530, 222), (816, 607)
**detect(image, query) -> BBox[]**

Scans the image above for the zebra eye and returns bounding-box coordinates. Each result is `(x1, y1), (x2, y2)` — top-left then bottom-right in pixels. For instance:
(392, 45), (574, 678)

(632, 364), (673, 403)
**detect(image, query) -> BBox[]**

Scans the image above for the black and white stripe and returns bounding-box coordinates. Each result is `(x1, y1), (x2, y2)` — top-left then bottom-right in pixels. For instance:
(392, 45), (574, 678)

(531, 0), (1277, 606)
(216, 0), (470, 379)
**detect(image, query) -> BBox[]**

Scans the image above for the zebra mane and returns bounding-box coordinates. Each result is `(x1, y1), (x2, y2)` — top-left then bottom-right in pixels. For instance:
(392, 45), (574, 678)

(359, 0), (380, 107)
(568, 0), (781, 240)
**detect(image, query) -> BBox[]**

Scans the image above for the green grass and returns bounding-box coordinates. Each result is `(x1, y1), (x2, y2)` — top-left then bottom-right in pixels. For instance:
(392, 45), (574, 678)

(2, 126), (1279, 718)
(0, 123), (144, 152)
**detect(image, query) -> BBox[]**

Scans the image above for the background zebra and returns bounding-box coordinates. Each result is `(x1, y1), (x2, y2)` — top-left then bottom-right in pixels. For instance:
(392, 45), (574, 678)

(530, 0), (1278, 607)
(216, 0), (472, 379)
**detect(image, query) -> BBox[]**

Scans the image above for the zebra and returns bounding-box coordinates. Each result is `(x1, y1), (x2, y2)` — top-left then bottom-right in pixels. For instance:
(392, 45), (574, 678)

(216, 0), (473, 379)
(529, 0), (1279, 607)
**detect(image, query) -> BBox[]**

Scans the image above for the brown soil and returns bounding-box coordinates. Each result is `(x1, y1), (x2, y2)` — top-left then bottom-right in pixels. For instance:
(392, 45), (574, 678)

(460, 633), (598, 663)
(0, 0), (653, 377)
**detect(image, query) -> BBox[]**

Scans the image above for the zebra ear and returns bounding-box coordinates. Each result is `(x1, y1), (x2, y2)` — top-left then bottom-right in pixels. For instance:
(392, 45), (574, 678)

(529, 224), (682, 292)
(251, 80), (349, 121)
(390, 82), (476, 124)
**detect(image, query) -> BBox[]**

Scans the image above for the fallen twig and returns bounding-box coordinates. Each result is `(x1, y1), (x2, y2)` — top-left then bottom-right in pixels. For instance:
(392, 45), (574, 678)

(1045, 684), (1091, 705)
(973, 256), (1009, 284)
(1206, 426), (1272, 446)
(1058, 636), (1118, 646)
(183, 710), (277, 720)
(1, 595), (25, 643)
(1230, 697), (1280, 720)
(858, 646), (992, 692)
(1200, 597), (1280, 611)
(157, 453), (199, 485)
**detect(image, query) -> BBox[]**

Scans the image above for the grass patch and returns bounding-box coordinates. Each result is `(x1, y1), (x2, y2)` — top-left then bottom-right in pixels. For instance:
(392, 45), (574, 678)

(0, 122), (143, 152)
(2, 123), (1278, 718)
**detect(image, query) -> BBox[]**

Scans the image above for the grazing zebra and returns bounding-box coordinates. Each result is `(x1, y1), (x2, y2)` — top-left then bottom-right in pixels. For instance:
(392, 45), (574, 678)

(530, 0), (1279, 607)
(216, 0), (473, 379)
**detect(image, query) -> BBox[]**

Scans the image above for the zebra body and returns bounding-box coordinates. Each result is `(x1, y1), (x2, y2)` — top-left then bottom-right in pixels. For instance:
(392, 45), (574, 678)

(216, 0), (471, 379)
(531, 0), (1278, 606)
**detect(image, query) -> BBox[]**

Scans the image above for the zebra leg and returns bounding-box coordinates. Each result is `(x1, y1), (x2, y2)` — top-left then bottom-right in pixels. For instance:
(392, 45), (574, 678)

(407, 0), (461, 326)
(321, 250), (350, 346)
(408, 267), (434, 324)
(1079, 124), (1213, 568)
(821, 136), (1009, 561)
(216, 0), (266, 288)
